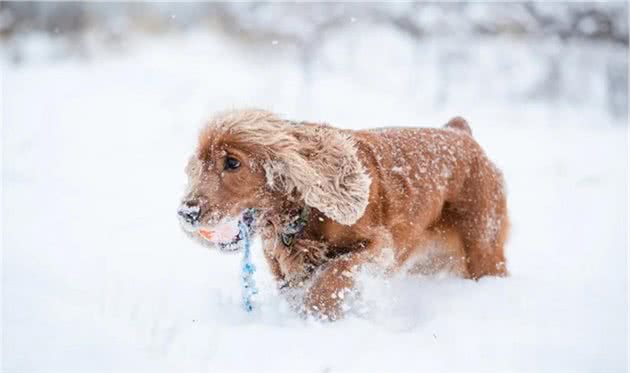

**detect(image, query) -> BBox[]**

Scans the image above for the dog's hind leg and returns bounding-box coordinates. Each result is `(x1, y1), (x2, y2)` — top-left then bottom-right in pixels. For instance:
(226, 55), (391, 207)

(458, 209), (509, 279)
(448, 161), (509, 279)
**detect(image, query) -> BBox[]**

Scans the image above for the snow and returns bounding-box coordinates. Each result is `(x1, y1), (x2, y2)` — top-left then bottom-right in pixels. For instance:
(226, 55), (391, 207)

(2, 31), (628, 372)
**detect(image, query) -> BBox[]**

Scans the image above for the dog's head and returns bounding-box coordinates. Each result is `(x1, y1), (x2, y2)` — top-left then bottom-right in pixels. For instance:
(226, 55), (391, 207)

(178, 109), (371, 251)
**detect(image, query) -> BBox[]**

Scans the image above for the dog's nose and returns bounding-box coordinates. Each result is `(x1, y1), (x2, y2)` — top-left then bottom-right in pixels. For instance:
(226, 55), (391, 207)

(178, 201), (200, 225)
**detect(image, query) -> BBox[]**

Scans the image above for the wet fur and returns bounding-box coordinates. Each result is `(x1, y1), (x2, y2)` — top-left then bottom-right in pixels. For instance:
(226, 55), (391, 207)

(183, 109), (509, 319)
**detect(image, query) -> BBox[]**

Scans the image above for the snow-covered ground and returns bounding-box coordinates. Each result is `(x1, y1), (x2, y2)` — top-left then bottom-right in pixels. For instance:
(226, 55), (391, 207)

(2, 31), (628, 372)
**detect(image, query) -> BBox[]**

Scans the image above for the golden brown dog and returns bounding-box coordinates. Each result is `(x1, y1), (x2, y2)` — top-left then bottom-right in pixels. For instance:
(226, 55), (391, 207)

(179, 109), (508, 319)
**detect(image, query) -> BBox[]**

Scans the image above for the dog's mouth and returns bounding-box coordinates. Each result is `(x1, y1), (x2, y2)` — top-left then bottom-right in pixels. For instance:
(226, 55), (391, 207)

(198, 224), (243, 253)
(187, 210), (255, 253)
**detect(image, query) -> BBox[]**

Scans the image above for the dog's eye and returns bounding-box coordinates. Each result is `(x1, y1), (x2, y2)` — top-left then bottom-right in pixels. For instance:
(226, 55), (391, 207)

(224, 156), (241, 171)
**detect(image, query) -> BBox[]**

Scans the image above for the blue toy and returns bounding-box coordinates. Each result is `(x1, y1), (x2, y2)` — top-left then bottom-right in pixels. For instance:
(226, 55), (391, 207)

(238, 210), (257, 312)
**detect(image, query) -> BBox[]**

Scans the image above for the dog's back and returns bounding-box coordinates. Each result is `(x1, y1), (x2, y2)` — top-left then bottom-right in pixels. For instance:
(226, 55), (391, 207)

(354, 122), (478, 226)
(352, 118), (508, 278)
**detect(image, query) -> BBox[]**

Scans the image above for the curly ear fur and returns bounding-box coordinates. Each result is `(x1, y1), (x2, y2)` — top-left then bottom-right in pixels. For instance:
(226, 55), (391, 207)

(206, 109), (371, 225)
(280, 124), (371, 225)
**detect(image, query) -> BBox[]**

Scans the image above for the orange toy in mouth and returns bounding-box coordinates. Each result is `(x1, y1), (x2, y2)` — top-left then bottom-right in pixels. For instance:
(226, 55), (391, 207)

(196, 220), (240, 244)
(198, 229), (214, 241)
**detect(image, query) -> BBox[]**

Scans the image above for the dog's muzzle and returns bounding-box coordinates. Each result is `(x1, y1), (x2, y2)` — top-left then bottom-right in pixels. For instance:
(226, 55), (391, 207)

(178, 200), (201, 226)
(216, 209), (255, 253)
(178, 205), (256, 253)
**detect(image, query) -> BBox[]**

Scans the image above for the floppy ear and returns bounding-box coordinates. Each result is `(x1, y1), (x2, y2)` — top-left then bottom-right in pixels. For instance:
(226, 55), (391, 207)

(269, 124), (371, 225)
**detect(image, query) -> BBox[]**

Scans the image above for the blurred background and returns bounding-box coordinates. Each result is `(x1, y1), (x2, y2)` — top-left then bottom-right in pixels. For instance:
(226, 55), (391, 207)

(2, 3), (628, 372)
(1, 2), (628, 120)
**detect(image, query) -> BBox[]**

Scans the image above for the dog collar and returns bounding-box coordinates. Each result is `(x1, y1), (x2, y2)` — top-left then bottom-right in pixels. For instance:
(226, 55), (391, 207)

(280, 206), (310, 247)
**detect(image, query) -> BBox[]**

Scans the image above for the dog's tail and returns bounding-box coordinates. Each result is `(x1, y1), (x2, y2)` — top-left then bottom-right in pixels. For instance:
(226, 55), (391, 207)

(444, 116), (472, 136)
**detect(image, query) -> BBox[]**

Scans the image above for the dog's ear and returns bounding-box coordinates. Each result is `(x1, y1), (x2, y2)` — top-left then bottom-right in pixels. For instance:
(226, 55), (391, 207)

(268, 124), (371, 225)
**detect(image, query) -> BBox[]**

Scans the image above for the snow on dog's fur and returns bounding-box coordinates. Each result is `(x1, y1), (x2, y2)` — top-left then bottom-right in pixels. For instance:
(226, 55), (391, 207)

(180, 109), (509, 319)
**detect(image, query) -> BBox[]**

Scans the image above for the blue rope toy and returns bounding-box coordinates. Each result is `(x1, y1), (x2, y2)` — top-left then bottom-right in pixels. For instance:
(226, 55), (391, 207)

(238, 210), (257, 312)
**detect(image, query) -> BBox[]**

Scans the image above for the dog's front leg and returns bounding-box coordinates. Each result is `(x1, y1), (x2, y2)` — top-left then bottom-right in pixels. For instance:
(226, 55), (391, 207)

(303, 252), (366, 320)
(304, 232), (393, 320)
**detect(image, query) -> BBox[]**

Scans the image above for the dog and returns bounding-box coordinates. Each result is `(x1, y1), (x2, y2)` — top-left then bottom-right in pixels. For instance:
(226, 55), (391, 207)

(178, 109), (508, 319)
